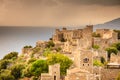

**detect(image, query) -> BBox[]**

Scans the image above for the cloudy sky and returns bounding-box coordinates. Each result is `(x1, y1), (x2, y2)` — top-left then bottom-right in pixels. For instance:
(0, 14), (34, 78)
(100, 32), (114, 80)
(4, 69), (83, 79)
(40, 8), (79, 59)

(0, 0), (120, 26)
(0, 0), (120, 59)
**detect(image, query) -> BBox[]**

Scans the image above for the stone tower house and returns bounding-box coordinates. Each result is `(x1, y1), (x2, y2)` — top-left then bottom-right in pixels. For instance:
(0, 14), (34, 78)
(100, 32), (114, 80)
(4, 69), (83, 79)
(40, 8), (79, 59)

(81, 25), (93, 49)
(65, 49), (95, 80)
(41, 64), (60, 80)
(74, 49), (93, 73)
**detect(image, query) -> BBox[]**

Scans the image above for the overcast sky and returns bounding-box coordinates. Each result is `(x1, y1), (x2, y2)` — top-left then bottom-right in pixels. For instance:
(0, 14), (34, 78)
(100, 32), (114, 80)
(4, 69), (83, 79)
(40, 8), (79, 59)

(0, 0), (120, 26)
(0, 0), (120, 59)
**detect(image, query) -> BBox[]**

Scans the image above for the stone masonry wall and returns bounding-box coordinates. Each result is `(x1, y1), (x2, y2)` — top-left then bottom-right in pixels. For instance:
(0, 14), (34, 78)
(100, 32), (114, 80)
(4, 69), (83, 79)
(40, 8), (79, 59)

(101, 68), (120, 80)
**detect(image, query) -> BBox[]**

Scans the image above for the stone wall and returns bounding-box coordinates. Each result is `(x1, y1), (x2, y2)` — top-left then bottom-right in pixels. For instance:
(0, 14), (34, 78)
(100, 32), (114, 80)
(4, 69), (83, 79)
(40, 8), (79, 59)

(101, 68), (120, 80)
(93, 67), (120, 80)
(65, 68), (96, 80)
(110, 53), (120, 64)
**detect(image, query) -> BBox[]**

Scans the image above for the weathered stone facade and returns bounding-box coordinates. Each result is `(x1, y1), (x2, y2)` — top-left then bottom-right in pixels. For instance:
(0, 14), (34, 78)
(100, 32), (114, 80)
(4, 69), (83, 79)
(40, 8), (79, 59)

(101, 68), (120, 80)
(74, 49), (94, 73)
(41, 64), (60, 80)
(52, 25), (93, 53)
(93, 29), (118, 50)
(65, 68), (95, 80)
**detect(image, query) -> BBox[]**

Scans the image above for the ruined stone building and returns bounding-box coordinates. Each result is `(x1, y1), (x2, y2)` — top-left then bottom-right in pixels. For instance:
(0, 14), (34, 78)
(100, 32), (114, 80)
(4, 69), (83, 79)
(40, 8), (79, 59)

(93, 29), (118, 50)
(52, 25), (93, 53)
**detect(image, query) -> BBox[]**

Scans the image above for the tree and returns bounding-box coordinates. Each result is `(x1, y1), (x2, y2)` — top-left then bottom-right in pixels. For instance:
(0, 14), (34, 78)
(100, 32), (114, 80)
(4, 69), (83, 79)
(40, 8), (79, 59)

(23, 64), (32, 78)
(106, 47), (118, 61)
(0, 70), (15, 80)
(11, 64), (25, 79)
(30, 60), (48, 76)
(27, 58), (37, 64)
(0, 60), (10, 70)
(47, 53), (73, 76)
(0, 73), (15, 80)
(3, 52), (18, 60)
(112, 42), (120, 51)
(43, 48), (52, 57)
(46, 41), (55, 48)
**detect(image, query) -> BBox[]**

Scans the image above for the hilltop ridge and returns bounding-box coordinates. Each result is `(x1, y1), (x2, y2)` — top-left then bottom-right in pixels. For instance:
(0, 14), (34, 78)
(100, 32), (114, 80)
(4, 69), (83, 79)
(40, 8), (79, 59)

(94, 18), (120, 30)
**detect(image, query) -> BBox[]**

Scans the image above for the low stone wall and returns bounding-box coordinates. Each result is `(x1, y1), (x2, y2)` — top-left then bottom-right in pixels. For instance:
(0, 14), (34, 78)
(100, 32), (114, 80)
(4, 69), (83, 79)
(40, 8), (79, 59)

(101, 68), (120, 80)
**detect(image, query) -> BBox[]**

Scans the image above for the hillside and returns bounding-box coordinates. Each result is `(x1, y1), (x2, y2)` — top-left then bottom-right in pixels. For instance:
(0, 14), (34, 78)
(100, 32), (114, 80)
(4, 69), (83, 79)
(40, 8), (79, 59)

(94, 18), (120, 31)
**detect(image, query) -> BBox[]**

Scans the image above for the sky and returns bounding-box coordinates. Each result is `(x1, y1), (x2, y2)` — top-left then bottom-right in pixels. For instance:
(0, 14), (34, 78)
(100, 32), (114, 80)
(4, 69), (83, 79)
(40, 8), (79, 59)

(0, 0), (120, 26)
(0, 27), (56, 59)
(0, 0), (120, 59)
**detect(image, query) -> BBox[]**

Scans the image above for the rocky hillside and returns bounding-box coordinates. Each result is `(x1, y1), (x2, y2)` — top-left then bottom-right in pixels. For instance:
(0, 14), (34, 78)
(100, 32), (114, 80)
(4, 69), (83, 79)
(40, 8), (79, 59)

(94, 18), (120, 31)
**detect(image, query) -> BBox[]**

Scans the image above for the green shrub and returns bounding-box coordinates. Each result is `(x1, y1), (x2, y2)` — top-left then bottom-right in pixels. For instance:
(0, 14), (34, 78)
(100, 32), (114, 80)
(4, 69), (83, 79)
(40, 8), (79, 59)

(3, 52), (18, 60)
(92, 45), (100, 49)
(24, 45), (32, 48)
(28, 58), (37, 64)
(0, 60), (11, 70)
(106, 47), (118, 61)
(46, 41), (55, 48)
(111, 42), (120, 51)
(43, 48), (52, 57)
(92, 32), (101, 37)
(93, 60), (103, 66)
(0, 70), (15, 80)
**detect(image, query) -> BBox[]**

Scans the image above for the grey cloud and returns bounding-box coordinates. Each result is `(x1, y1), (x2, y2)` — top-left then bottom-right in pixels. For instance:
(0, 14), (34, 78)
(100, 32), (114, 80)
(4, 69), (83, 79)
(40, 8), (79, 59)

(58, 0), (120, 6)
(15, 0), (120, 6)
(0, 0), (120, 8)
